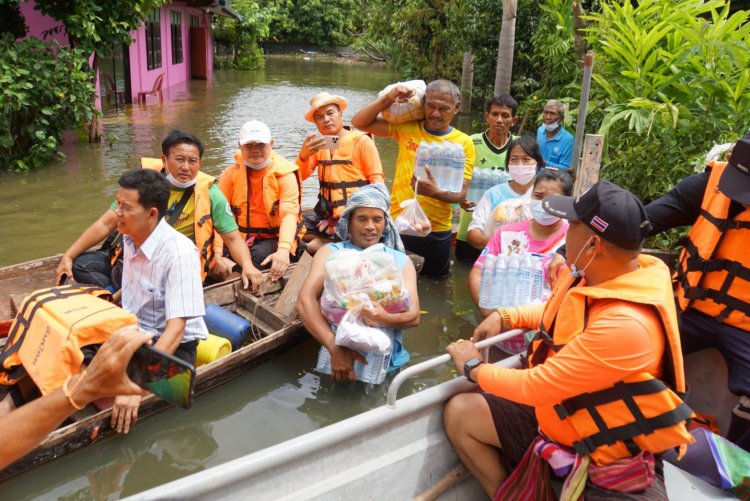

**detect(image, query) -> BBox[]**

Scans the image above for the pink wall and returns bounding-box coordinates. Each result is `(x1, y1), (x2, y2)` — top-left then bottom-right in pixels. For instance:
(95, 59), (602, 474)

(128, 4), (214, 103)
(19, 1), (67, 44)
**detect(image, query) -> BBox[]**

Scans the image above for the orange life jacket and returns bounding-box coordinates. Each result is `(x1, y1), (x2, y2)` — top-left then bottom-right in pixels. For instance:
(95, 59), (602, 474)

(0, 286), (137, 394)
(526, 255), (694, 465)
(223, 151), (304, 253)
(675, 160), (750, 332)
(133, 159), (222, 281)
(313, 131), (370, 220)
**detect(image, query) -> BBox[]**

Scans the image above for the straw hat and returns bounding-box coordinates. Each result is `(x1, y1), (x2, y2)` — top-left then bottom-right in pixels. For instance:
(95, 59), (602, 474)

(305, 91), (348, 122)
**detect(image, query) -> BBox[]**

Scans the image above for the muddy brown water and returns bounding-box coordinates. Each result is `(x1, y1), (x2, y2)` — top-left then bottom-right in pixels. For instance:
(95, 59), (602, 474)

(0, 58), (485, 499)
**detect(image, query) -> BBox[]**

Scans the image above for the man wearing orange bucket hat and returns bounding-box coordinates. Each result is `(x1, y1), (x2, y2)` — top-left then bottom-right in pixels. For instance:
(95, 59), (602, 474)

(296, 91), (385, 254)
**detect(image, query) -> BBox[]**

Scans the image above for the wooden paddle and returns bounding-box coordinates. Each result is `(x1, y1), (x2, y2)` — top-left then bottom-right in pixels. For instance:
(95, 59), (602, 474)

(273, 251), (313, 319)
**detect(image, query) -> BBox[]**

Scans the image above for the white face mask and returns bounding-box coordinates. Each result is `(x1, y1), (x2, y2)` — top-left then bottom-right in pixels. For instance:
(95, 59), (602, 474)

(244, 158), (271, 171)
(166, 172), (196, 189)
(508, 163), (537, 185)
(530, 199), (561, 226)
(544, 121), (560, 133)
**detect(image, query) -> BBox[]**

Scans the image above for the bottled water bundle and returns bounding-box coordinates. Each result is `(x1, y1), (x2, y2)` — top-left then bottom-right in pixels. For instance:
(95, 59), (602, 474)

(414, 141), (465, 193)
(467, 168), (511, 202)
(316, 345), (391, 384)
(479, 253), (545, 309)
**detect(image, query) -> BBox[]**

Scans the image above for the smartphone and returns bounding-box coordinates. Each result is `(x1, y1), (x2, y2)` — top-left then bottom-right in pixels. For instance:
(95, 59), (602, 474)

(126, 344), (195, 409)
(322, 135), (340, 150)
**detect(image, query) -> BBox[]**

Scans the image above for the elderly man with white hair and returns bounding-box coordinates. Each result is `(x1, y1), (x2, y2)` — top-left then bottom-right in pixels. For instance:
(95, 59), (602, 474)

(536, 99), (574, 169)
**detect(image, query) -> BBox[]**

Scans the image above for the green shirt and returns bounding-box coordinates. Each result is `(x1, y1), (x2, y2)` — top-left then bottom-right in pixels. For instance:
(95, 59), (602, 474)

(457, 131), (515, 241)
(110, 183), (238, 243)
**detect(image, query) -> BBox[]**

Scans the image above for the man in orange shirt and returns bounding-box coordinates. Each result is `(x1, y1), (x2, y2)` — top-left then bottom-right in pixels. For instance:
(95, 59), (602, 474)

(444, 182), (693, 498)
(296, 92), (385, 254)
(219, 120), (303, 282)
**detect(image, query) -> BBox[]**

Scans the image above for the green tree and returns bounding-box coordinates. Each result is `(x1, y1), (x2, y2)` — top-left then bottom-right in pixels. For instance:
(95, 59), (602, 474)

(33, 0), (166, 141)
(262, 0), (363, 48)
(0, 37), (96, 171)
(213, 0), (271, 69)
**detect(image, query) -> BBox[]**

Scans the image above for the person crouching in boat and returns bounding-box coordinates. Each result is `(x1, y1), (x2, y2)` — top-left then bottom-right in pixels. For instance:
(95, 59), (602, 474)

(218, 120), (304, 282)
(296, 184), (420, 382)
(444, 181), (694, 498)
(54, 130), (262, 292)
(295, 92), (385, 255)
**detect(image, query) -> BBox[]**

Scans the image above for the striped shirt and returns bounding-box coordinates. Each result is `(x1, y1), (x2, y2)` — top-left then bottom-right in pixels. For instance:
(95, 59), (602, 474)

(122, 218), (208, 343)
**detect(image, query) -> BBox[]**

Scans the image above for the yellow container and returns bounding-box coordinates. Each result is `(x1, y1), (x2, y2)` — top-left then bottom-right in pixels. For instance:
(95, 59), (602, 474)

(196, 333), (232, 366)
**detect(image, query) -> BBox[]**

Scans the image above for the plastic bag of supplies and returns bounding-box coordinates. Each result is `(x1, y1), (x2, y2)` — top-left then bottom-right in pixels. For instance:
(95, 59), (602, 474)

(334, 298), (392, 354)
(378, 80), (426, 124)
(394, 179), (432, 237)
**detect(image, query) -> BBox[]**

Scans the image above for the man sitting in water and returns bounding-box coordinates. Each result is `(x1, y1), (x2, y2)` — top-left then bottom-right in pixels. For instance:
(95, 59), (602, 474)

(55, 130), (262, 291)
(218, 120), (304, 282)
(352, 79), (476, 278)
(296, 184), (420, 381)
(444, 181), (693, 498)
(296, 91), (385, 255)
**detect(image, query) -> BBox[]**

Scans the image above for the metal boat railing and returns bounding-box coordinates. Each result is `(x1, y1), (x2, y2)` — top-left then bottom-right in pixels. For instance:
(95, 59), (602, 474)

(386, 329), (529, 408)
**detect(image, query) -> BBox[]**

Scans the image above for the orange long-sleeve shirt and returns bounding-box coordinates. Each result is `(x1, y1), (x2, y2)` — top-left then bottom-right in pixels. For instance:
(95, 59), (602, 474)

(477, 298), (666, 447)
(296, 131), (385, 184)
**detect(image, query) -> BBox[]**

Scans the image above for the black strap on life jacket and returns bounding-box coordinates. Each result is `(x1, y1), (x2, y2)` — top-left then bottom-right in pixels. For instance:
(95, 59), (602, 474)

(0, 286), (102, 378)
(527, 278), (584, 367)
(676, 219), (750, 321)
(319, 159), (354, 167)
(164, 186), (195, 226)
(568, 400), (693, 457)
(317, 155), (369, 211)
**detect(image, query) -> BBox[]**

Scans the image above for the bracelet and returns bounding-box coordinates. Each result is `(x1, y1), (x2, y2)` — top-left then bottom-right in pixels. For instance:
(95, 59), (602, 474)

(63, 370), (87, 410)
(496, 308), (511, 331)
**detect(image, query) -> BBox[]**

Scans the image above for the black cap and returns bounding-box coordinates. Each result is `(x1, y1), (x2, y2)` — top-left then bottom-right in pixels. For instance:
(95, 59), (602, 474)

(542, 181), (652, 250)
(718, 132), (750, 205)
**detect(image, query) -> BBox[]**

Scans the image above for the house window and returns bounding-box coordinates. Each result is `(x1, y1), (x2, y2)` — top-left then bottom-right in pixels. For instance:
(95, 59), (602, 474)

(145, 9), (162, 70)
(171, 11), (183, 65)
(190, 15), (200, 27)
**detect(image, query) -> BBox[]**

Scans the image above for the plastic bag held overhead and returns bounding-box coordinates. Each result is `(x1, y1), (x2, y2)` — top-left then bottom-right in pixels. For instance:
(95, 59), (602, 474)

(378, 80), (426, 124)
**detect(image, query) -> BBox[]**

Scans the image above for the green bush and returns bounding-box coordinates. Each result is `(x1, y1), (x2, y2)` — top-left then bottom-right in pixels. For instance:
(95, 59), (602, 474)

(0, 37), (97, 171)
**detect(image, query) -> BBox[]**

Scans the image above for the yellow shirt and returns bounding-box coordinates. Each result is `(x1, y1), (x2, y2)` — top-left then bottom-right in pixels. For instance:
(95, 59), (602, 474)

(387, 121), (475, 232)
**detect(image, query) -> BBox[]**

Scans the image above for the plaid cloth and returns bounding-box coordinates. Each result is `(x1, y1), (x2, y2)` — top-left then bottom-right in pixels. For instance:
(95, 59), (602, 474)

(335, 183), (405, 253)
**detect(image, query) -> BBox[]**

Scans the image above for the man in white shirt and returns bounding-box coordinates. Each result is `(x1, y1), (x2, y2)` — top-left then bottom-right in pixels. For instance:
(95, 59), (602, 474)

(111, 169), (208, 434)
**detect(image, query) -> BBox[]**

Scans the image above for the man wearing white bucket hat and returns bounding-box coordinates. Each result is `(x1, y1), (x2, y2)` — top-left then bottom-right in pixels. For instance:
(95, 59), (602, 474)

(296, 91), (385, 255)
(219, 120), (304, 282)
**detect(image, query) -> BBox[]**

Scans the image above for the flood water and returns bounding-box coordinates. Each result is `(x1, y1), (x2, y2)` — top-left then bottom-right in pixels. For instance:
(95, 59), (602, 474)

(0, 58), (484, 499)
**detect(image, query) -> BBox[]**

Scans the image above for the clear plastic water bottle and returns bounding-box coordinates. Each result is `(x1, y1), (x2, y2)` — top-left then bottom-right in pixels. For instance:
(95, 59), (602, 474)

(450, 143), (465, 193)
(479, 254), (497, 309)
(467, 169), (483, 202)
(517, 254), (534, 305)
(529, 253), (545, 303)
(316, 346), (391, 384)
(505, 254), (521, 306)
(354, 351), (391, 384)
(414, 142), (429, 179)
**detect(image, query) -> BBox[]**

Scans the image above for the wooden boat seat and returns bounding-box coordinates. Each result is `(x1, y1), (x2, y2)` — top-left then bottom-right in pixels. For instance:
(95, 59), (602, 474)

(137, 73), (164, 104)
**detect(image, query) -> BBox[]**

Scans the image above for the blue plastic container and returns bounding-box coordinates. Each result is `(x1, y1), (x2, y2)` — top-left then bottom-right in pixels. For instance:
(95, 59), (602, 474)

(204, 304), (250, 350)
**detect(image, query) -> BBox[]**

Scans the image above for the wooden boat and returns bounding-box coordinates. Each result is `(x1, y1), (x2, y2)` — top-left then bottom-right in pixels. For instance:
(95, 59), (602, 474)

(135, 331), (734, 500)
(0, 264), (309, 481)
(0, 255), (62, 320)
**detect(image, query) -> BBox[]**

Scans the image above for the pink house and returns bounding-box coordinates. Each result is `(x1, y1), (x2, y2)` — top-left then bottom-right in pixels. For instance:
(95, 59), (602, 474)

(20, 0), (240, 112)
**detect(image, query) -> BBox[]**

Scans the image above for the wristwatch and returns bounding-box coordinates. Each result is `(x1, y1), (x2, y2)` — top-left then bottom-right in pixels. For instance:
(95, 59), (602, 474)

(464, 358), (485, 384)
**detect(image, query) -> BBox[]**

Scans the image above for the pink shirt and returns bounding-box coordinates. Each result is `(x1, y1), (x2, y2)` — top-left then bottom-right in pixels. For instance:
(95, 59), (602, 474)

(474, 219), (569, 270)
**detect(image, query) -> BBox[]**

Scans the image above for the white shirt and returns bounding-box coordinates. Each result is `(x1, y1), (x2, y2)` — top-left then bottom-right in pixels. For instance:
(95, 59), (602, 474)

(122, 218), (208, 343)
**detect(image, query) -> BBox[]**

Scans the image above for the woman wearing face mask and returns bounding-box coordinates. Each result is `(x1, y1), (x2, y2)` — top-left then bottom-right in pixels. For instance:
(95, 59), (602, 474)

(468, 168), (573, 318)
(466, 136), (545, 251)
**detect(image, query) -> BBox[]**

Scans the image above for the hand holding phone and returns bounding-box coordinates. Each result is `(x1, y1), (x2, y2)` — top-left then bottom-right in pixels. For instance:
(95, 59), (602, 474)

(322, 135), (340, 150)
(126, 344), (195, 409)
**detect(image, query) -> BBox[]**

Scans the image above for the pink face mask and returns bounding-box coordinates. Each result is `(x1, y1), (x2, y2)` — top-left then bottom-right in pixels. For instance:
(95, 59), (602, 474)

(508, 163), (537, 185)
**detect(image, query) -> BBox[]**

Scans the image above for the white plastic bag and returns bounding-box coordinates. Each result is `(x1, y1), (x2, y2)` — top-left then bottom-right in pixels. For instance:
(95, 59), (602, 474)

(394, 179), (432, 237)
(334, 301), (393, 355)
(378, 80), (426, 124)
(321, 244), (411, 325)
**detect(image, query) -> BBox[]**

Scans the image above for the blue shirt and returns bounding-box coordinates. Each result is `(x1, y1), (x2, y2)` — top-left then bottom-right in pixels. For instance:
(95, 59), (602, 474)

(537, 124), (574, 169)
(327, 241), (410, 371)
